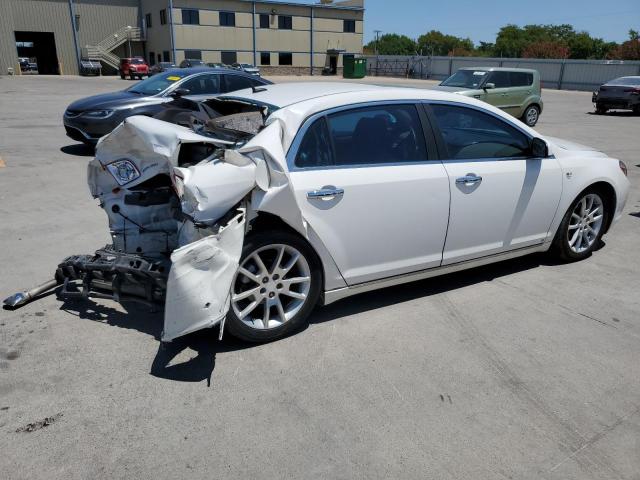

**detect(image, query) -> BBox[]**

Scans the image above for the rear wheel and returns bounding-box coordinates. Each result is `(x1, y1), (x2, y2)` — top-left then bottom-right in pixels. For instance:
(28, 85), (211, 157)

(119, 71), (125, 80)
(522, 105), (540, 126)
(129, 72), (135, 80)
(226, 231), (322, 343)
(552, 189), (608, 261)
(137, 74), (143, 80)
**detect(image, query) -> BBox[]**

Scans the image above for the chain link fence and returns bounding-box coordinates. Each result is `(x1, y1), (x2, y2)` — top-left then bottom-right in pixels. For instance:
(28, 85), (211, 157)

(364, 55), (640, 91)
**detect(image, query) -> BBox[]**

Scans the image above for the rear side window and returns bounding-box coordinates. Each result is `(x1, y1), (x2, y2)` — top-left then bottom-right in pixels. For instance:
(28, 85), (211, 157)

(224, 75), (254, 92)
(430, 104), (530, 160)
(295, 104), (428, 168)
(510, 72), (533, 87)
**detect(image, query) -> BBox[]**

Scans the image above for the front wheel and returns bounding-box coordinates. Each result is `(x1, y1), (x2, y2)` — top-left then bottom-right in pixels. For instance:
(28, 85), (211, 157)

(633, 105), (640, 115)
(552, 189), (608, 261)
(226, 231), (322, 343)
(119, 71), (125, 79)
(596, 104), (608, 115)
(522, 105), (540, 126)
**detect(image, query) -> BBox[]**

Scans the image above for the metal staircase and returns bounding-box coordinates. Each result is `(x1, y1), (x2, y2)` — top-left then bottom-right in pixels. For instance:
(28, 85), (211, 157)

(83, 26), (143, 70)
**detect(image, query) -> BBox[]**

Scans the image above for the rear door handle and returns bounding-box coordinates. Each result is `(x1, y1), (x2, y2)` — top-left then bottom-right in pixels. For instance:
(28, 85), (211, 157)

(456, 174), (483, 185)
(307, 186), (344, 201)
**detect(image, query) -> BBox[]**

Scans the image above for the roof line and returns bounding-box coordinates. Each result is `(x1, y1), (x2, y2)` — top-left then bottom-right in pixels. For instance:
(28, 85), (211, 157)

(236, 0), (364, 11)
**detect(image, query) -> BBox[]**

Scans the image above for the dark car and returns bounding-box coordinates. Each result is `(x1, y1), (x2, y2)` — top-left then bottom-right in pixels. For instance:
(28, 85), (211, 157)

(593, 76), (640, 115)
(119, 57), (149, 80)
(179, 59), (206, 68)
(63, 68), (272, 145)
(149, 62), (177, 75)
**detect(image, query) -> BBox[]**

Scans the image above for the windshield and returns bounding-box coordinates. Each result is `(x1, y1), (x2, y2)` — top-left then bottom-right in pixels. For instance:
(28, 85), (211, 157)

(130, 58), (145, 64)
(441, 70), (488, 88)
(127, 71), (188, 95)
(607, 76), (640, 86)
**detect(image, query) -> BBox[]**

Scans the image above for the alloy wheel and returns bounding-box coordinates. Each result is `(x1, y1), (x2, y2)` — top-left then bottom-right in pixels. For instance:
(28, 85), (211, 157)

(525, 106), (539, 126)
(231, 244), (311, 330)
(567, 193), (604, 254)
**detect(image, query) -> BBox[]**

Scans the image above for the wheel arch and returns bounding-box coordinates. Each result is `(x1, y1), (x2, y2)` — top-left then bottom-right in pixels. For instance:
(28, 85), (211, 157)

(588, 181), (617, 233)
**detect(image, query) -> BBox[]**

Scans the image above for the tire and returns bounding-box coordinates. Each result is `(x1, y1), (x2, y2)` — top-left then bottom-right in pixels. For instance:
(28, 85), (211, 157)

(129, 72), (135, 80)
(137, 75), (143, 80)
(551, 188), (609, 262)
(596, 104), (608, 115)
(521, 104), (540, 127)
(226, 230), (322, 343)
(119, 71), (125, 80)
(633, 105), (640, 115)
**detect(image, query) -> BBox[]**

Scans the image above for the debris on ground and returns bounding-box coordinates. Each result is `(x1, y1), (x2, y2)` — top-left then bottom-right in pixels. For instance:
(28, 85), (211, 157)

(15, 413), (63, 433)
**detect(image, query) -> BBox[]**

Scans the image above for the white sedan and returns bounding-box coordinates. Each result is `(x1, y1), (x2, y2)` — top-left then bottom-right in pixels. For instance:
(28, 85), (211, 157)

(38, 83), (632, 343)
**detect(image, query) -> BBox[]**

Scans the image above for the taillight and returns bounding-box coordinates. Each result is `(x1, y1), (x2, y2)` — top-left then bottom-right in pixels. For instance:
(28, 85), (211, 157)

(619, 161), (628, 176)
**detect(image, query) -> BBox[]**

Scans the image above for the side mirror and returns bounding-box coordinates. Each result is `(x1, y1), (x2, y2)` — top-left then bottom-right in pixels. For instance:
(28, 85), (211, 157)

(530, 137), (548, 158)
(483, 83), (495, 90)
(170, 88), (190, 98)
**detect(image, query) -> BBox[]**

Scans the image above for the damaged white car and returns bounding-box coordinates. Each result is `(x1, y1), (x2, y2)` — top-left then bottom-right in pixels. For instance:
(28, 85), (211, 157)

(5, 82), (630, 343)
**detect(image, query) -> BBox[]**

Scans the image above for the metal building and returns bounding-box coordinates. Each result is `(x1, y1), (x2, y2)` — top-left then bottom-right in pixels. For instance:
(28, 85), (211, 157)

(0, 0), (364, 76)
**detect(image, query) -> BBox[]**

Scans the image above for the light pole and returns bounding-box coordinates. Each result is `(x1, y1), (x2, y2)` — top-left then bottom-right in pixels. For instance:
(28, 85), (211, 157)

(374, 30), (382, 76)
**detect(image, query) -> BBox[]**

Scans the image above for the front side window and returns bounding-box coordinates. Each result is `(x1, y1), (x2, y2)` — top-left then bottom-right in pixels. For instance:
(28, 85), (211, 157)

(259, 13), (269, 28)
(220, 11), (235, 27)
(127, 70), (187, 95)
(182, 9), (199, 25)
(487, 71), (510, 88)
(430, 104), (530, 160)
(180, 74), (220, 95)
(278, 15), (292, 30)
(441, 70), (488, 89)
(295, 104), (428, 168)
(278, 52), (292, 65)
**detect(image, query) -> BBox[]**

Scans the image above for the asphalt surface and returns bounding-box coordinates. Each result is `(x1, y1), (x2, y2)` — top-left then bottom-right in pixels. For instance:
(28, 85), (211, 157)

(1, 75), (639, 480)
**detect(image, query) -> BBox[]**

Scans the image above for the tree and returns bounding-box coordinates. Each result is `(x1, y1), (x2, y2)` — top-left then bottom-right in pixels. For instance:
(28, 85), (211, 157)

(522, 41), (570, 59)
(364, 34), (416, 55)
(416, 30), (474, 56)
(476, 41), (495, 57)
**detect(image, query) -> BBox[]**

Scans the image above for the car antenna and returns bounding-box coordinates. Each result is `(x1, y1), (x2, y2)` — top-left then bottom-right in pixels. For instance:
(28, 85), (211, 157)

(252, 85), (267, 93)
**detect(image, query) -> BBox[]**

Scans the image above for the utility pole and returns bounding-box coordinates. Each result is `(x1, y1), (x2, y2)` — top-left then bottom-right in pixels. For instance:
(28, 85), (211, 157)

(374, 30), (382, 76)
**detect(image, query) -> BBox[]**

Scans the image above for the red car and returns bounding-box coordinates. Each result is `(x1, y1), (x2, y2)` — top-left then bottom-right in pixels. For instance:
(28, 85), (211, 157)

(119, 57), (149, 80)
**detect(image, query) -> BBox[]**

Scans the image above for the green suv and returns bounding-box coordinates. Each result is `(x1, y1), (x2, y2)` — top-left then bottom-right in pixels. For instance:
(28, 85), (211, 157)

(432, 67), (543, 126)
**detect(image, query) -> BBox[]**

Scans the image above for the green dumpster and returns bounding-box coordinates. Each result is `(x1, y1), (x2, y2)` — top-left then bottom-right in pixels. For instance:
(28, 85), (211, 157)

(343, 55), (366, 79)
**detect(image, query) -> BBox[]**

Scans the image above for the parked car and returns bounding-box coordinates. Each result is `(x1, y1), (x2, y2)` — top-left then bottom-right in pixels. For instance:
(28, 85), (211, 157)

(149, 62), (177, 75)
(232, 63), (261, 76)
(19, 57), (37, 72)
(592, 76), (640, 115)
(432, 67), (543, 127)
(54, 83), (629, 344)
(63, 67), (271, 145)
(179, 58), (206, 68)
(207, 62), (229, 69)
(119, 57), (149, 80)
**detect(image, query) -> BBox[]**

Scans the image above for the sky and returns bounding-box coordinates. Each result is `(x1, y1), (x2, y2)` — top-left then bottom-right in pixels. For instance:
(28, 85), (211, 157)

(361, 0), (639, 44)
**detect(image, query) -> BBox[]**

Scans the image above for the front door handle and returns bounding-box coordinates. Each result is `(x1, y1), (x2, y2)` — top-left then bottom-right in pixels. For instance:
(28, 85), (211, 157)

(455, 174), (483, 185)
(307, 186), (344, 201)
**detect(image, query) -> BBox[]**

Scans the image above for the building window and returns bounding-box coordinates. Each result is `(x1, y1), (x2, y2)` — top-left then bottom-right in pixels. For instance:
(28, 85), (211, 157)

(182, 9), (199, 25)
(145, 13), (152, 29)
(163, 51), (170, 62)
(219, 11), (235, 27)
(157, 53), (162, 63)
(278, 52), (292, 65)
(221, 51), (237, 65)
(149, 51), (155, 65)
(160, 9), (167, 25)
(184, 50), (202, 60)
(259, 14), (269, 28)
(260, 52), (271, 65)
(278, 15), (292, 30)
(344, 19), (355, 33)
